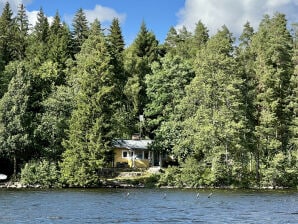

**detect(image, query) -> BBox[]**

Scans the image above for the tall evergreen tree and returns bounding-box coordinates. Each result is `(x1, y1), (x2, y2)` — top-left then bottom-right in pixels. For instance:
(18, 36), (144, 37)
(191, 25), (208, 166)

(251, 13), (294, 184)
(107, 18), (130, 138)
(236, 22), (257, 181)
(34, 8), (49, 43)
(60, 20), (116, 187)
(14, 4), (29, 60)
(71, 8), (89, 55)
(107, 18), (125, 86)
(0, 63), (33, 176)
(0, 2), (15, 67)
(290, 23), (298, 154)
(26, 8), (50, 66)
(145, 53), (194, 138)
(124, 21), (159, 135)
(190, 21), (209, 57)
(48, 11), (72, 76)
(164, 26), (179, 52)
(173, 26), (244, 185)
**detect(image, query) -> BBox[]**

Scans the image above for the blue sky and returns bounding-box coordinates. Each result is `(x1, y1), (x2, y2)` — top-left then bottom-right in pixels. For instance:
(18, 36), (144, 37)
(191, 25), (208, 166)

(2, 0), (298, 45)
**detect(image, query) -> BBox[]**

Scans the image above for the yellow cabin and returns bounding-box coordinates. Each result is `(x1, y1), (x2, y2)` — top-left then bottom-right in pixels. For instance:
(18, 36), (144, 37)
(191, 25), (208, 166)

(113, 139), (158, 168)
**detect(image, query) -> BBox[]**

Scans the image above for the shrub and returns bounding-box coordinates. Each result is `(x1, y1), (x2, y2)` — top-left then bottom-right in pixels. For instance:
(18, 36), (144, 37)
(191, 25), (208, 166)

(20, 160), (61, 188)
(158, 166), (182, 187)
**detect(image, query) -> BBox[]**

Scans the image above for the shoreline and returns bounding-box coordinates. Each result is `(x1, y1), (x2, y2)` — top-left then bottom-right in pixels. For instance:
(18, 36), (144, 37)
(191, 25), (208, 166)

(0, 181), (296, 190)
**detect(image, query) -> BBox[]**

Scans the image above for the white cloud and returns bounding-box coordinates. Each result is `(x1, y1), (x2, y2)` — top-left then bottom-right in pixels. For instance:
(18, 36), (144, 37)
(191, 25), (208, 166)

(176, 0), (298, 37)
(0, 0), (20, 13)
(26, 10), (54, 29)
(0, 0), (53, 29)
(84, 5), (126, 24)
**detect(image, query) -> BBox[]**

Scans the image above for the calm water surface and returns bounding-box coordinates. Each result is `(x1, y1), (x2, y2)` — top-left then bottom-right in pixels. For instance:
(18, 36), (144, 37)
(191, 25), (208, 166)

(0, 188), (297, 223)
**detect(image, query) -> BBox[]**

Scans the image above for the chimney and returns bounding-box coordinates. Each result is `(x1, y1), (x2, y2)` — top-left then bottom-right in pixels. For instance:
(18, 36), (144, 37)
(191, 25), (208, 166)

(132, 134), (141, 140)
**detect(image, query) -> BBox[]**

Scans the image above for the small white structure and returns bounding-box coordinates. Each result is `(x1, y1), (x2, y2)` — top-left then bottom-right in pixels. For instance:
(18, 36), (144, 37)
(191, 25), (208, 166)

(0, 174), (7, 180)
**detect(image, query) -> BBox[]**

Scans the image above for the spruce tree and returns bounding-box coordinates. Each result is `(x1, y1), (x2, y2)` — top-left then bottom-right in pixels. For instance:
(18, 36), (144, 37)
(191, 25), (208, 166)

(71, 8), (89, 55)
(236, 22), (257, 181)
(26, 8), (49, 66)
(190, 21), (209, 57)
(34, 8), (49, 43)
(164, 26), (179, 53)
(48, 12), (72, 77)
(60, 20), (116, 187)
(14, 4), (29, 60)
(107, 18), (130, 138)
(124, 21), (159, 136)
(0, 2), (16, 67)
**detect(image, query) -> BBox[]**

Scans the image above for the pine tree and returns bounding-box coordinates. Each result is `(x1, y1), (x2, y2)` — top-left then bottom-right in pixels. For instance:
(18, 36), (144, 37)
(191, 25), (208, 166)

(190, 21), (209, 57)
(251, 13), (294, 184)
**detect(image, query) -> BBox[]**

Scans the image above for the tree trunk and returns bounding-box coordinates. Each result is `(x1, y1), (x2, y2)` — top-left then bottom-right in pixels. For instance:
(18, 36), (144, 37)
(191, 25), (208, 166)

(255, 148), (260, 187)
(13, 153), (17, 178)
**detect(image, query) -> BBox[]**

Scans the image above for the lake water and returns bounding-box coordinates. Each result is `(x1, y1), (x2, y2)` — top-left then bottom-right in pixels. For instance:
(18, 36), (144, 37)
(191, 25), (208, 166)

(0, 188), (297, 223)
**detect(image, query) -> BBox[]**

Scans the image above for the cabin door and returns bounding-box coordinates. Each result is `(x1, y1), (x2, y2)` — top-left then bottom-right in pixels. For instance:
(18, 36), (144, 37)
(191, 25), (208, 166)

(152, 151), (160, 166)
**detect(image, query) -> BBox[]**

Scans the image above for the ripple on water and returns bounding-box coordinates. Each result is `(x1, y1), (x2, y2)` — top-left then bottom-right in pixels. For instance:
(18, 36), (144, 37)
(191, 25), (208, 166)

(0, 188), (297, 224)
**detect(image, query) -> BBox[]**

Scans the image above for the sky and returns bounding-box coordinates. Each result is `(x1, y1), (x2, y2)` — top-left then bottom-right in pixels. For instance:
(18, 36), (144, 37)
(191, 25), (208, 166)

(1, 0), (298, 45)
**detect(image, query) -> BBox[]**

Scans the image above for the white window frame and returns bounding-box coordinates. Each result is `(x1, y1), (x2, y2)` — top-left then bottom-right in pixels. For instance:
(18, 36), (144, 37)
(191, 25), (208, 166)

(122, 150), (129, 158)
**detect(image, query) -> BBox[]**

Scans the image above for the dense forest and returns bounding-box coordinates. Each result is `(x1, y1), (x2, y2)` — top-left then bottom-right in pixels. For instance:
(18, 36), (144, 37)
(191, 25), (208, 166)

(0, 2), (297, 188)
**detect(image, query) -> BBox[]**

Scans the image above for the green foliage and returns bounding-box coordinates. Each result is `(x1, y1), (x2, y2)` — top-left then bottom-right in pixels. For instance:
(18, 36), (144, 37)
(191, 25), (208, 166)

(145, 53), (194, 133)
(0, 63), (32, 175)
(20, 160), (61, 188)
(179, 157), (204, 188)
(251, 13), (294, 184)
(14, 4), (29, 60)
(71, 8), (89, 55)
(261, 152), (298, 187)
(35, 85), (73, 160)
(124, 22), (159, 135)
(0, 5), (296, 189)
(60, 20), (117, 187)
(0, 2), (16, 66)
(158, 166), (182, 187)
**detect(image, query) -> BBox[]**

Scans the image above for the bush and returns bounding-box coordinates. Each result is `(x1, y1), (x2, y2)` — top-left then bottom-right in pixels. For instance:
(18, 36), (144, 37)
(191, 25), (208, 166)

(158, 166), (182, 187)
(180, 157), (204, 188)
(261, 153), (298, 188)
(20, 160), (61, 188)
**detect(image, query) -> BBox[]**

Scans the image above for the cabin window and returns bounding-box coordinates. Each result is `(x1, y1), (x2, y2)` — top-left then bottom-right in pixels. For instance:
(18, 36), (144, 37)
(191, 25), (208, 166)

(122, 151), (129, 158)
(144, 151), (149, 159)
(135, 151), (143, 159)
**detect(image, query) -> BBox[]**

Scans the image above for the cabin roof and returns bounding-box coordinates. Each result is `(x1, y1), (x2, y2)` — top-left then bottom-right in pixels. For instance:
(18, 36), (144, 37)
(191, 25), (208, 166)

(113, 139), (153, 150)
